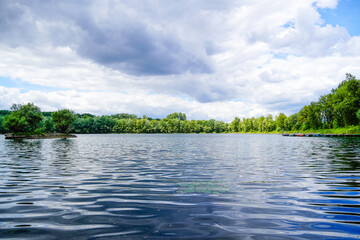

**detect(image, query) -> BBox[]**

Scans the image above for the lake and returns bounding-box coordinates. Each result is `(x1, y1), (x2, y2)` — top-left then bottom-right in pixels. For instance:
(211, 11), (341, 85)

(0, 134), (360, 239)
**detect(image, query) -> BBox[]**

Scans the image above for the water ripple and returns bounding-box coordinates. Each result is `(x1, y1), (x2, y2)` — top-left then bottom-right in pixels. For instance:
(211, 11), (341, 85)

(1, 134), (360, 239)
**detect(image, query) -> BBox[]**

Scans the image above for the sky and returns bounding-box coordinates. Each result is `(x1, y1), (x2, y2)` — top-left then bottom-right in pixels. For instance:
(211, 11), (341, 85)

(1, 0), (360, 121)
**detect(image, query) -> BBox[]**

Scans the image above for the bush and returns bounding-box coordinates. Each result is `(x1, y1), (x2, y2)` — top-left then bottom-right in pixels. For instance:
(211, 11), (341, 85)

(51, 109), (76, 133)
(346, 126), (360, 134)
(4, 103), (43, 133)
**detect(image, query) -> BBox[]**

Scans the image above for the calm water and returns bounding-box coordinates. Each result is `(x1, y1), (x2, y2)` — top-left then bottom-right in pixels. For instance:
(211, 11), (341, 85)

(0, 134), (360, 239)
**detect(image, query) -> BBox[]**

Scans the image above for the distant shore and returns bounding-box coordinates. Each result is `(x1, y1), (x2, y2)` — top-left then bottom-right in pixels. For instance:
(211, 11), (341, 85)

(4, 133), (77, 140)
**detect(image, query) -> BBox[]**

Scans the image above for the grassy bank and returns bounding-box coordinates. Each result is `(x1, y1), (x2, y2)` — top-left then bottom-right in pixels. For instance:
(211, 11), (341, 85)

(286, 126), (360, 135)
(234, 126), (360, 135)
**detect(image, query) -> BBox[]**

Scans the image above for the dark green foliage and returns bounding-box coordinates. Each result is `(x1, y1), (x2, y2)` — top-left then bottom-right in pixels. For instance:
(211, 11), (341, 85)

(287, 74), (360, 131)
(51, 109), (76, 133)
(71, 117), (94, 133)
(167, 112), (187, 121)
(331, 74), (360, 126)
(230, 117), (240, 132)
(71, 116), (116, 133)
(275, 113), (287, 131)
(111, 117), (228, 134)
(0, 110), (10, 116)
(77, 113), (96, 119)
(318, 94), (334, 128)
(302, 74), (360, 129)
(42, 117), (55, 133)
(91, 116), (116, 133)
(42, 112), (53, 117)
(0, 116), (6, 134)
(4, 103), (43, 133)
(3, 114), (27, 133)
(111, 113), (137, 119)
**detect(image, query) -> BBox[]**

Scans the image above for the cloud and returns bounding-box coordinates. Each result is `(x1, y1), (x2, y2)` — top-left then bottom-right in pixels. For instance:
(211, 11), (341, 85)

(0, 0), (215, 76)
(1, 0), (360, 120)
(240, 2), (350, 58)
(0, 86), (21, 109)
(316, 0), (339, 9)
(0, 86), (259, 121)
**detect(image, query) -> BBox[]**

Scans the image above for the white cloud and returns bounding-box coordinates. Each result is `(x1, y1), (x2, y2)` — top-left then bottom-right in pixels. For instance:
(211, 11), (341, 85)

(0, 86), (262, 121)
(316, 0), (339, 9)
(0, 86), (22, 109)
(0, 45), (135, 91)
(0, 0), (359, 121)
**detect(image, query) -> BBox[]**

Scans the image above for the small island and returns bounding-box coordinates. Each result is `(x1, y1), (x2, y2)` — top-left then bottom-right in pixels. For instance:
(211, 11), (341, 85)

(2, 104), (76, 140)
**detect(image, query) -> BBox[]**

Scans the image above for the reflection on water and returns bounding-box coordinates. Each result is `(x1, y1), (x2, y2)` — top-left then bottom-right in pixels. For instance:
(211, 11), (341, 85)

(0, 134), (360, 239)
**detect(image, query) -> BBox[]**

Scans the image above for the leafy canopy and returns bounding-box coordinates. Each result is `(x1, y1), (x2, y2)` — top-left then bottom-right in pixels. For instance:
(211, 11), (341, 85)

(167, 112), (187, 121)
(51, 109), (76, 133)
(3, 103), (43, 133)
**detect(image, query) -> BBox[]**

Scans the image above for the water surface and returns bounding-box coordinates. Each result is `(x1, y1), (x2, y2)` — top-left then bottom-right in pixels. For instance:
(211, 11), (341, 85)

(0, 134), (360, 239)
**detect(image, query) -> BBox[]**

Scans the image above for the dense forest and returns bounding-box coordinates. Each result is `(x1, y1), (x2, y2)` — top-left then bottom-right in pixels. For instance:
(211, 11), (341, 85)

(1, 74), (360, 135)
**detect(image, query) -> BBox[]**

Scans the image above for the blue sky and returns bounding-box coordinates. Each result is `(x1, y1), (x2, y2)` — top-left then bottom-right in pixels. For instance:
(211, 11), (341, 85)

(1, 0), (360, 121)
(319, 0), (360, 36)
(0, 76), (68, 92)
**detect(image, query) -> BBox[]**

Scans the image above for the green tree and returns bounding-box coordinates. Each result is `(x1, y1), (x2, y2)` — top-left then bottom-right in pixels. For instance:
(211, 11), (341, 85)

(167, 119), (179, 133)
(51, 109), (76, 133)
(214, 121), (226, 133)
(159, 119), (168, 133)
(167, 112), (187, 121)
(318, 94), (334, 128)
(331, 74), (360, 126)
(113, 119), (125, 133)
(0, 110), (10, 116)
(257, 116), (265, 132)
(71, 117), (92, 133)
(4, 103), (43, 133)
(243, 118), (251, 132)
(189, 120), (200, 133)
(111, 113), (137, 119)
(264, 114), (275, 132)
(0, 116), (6, 134)
(285, 113), (298, 130)
(230, 117), (240, 132)
(275, 113), (287, 131)
(41, 117), (55, 133)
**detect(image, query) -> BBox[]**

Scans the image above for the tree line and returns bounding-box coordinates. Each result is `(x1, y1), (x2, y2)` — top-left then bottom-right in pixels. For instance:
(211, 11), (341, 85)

(0, 104), (76, 135)
(1, 74), (359, 135)
(226, 74), (360, 133)
(281, 73), (360, 132)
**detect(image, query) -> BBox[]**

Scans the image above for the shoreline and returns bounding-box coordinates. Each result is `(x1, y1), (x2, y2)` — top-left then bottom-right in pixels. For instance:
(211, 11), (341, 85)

(4, 133), (77, 140)
(282, 133), (360, 137)
(2, 131), (360, 138)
